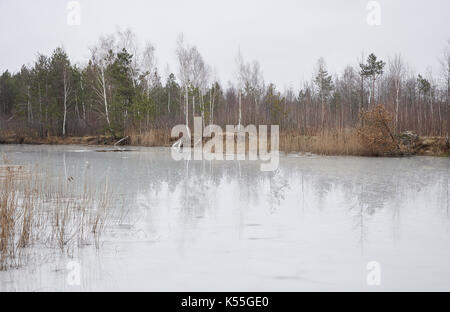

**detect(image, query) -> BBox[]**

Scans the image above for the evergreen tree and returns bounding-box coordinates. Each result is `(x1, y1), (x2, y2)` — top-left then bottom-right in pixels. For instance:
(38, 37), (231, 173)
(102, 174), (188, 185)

(314, 58), (334, 129)
(360, 53), (385, 106)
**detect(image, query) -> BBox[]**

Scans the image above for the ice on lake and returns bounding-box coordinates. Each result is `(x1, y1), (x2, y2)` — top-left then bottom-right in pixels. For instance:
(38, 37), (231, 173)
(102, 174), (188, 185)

(0, 144), (449, 291)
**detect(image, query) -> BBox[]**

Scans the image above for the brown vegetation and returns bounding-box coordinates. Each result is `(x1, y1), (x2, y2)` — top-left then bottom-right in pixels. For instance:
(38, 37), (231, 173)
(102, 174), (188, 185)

(1, 104), (448, 157)
(357, 104), (401, 156)
(0, 130), (118, 146)
(1, 128), (448, 157)
(280, 129), (367, 156)
(126, 128), (172, 147)
(414, 137), (449, 156)
(0, 163), (113, 270)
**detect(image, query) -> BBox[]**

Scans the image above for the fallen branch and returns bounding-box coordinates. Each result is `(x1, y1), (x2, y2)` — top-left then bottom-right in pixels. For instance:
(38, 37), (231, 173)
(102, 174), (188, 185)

(114, 136), (129, 147)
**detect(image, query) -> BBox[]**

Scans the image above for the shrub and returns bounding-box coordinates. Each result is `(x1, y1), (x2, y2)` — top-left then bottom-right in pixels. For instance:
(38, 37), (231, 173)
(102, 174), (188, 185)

(357, 104), (400, 155)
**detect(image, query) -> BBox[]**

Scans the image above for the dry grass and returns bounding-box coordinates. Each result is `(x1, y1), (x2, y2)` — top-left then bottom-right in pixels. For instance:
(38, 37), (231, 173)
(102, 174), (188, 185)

(128, 125), (402, 156)
(280, 129), (369, 156)
(281, 105), (407, 156)
(127, 128), (172, 147)
(128, 126), (370, 156)
(0, 133), (117, 145)
(0, 162), (113, 271)
(3, 111), (447, 157)
(414, 136), (449, 157)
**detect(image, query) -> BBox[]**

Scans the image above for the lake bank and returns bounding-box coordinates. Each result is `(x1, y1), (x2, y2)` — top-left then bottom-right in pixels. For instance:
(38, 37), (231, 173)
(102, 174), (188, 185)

(1, 130), (448, 157)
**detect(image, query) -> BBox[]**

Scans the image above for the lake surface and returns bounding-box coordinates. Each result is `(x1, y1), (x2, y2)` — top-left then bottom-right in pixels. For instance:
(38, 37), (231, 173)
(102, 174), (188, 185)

(0, 144), (449, 291)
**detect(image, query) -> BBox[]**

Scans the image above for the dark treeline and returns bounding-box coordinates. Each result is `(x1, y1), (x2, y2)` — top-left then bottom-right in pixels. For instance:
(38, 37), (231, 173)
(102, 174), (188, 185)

(0, 29), (449, 138)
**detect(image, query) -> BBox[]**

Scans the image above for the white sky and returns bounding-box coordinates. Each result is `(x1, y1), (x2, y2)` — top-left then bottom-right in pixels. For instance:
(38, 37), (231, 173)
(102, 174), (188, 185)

(0, 0), (449, 88)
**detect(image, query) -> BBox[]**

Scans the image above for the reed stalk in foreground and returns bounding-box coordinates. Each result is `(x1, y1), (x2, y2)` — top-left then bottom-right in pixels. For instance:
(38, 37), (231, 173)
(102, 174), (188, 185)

(0, 164), (114, 271)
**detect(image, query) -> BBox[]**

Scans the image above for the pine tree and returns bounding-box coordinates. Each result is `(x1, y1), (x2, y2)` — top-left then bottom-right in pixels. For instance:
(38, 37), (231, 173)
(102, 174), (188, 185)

(314, 58), (334, 129)
(360, 53), (385, 106)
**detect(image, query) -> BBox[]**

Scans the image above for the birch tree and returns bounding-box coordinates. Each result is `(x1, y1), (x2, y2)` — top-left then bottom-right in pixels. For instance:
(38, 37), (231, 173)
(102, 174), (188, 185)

(90, 35), (116, 128)
(190, 46), (209, 126)
(116, 28), (140, 89)
(176, 34), (192, 131)
(388, 54), (405, 130)
(50, 47), (72, 136)
(440, 40), (450, 137)
(62, 64), (71, 136)
(235, 49), (245, 127)
(142, 41), (157, 97)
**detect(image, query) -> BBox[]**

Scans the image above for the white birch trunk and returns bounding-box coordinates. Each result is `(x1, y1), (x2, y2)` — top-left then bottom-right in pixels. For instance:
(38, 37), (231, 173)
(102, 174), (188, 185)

(100, 67), (110, 127)
(185, 86), (189, 129)
(238, 89), (242, 127)
(62, 67), (68, 136)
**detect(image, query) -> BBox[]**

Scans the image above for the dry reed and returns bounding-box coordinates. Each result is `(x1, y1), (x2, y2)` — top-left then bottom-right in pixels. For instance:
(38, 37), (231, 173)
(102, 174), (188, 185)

(126, 128), (172, 146)
(0, 163), (114, 270)
(280, 129), (369, 156)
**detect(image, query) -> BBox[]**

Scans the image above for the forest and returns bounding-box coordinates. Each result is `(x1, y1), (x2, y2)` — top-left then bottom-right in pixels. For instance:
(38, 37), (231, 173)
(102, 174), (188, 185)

(0, 29), (449, 147)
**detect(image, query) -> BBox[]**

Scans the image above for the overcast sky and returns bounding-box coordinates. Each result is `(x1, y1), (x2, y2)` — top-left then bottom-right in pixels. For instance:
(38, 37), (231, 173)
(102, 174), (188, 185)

(0, 0), (449, 88)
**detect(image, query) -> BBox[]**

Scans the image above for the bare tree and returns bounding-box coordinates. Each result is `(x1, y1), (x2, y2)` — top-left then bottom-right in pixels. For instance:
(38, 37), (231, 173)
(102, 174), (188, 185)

(176, 34), (192, 131)
(176, 35), (209, 129)
(440, 40), (450, 137)
(62, 64), (71, 136)
(234, 50), (265, 126)
(116, 28), (140, 89)
(90, 35), (116, 128)
(190, 47), (209, 126)
(388, 54), (405, 130)
(141, 42), (157, 92)
(243, 60), (264, 124)
(425, 67), (436, 134)
(235, 49), (245, 127)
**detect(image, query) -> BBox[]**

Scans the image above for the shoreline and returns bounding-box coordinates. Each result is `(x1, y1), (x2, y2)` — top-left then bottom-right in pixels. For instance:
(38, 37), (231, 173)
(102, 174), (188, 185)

(1, 132), (448, 157)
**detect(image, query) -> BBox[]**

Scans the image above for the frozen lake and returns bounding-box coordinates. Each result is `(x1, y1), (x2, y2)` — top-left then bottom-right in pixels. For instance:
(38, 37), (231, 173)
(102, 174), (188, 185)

(0, 144), (449, 291)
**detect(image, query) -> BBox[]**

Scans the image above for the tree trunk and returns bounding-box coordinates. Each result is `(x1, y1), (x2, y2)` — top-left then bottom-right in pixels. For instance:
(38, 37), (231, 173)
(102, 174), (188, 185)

(168, 90), (171, 113)
(80, 75), (86, 120)
(62, 68), (68, 137)
(395, 80), (400, 131)
(185, 86), (189, 129)
(100, 67), (110, 127)
(238, 89), (242, 127)
(371, 78), (375, 106)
